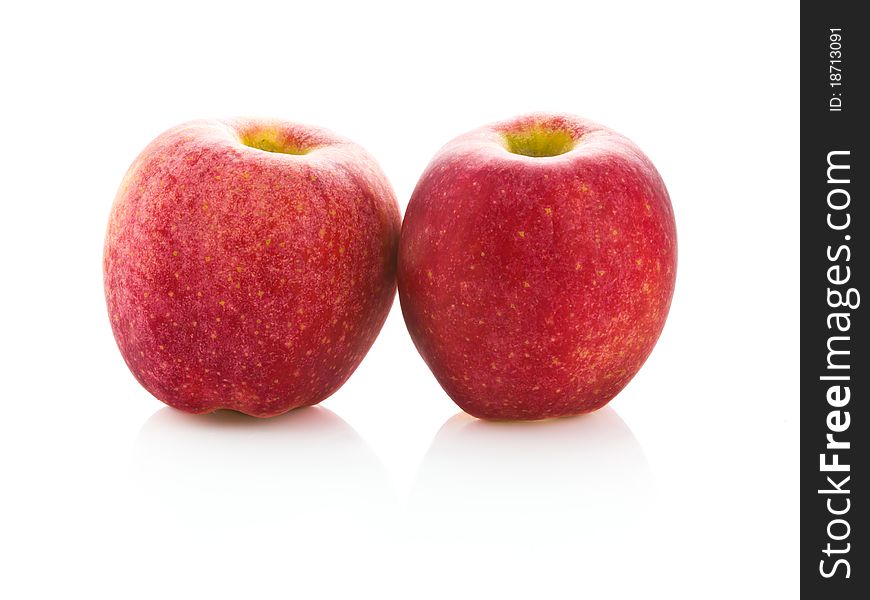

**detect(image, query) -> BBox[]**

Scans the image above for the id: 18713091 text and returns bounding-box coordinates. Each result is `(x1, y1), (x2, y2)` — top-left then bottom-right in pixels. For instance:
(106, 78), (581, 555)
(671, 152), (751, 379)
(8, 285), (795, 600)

(829, 29), (843, 112)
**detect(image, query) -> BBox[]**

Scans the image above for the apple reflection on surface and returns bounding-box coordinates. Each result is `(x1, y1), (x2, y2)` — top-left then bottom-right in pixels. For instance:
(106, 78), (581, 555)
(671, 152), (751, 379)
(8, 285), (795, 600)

(131, 406), (393, 532)
(408, 406), (653, 543)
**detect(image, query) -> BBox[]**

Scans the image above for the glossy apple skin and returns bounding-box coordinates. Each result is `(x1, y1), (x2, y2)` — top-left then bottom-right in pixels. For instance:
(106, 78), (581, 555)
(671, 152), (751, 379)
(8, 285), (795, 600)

(104, 119), (400, 417)
(398, 113), (676, 420)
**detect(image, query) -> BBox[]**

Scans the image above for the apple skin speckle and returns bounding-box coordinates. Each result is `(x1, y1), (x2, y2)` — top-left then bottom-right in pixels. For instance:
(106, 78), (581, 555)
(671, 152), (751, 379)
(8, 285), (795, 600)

(104, 118), (401, 417)
(397, 113), (677, 421)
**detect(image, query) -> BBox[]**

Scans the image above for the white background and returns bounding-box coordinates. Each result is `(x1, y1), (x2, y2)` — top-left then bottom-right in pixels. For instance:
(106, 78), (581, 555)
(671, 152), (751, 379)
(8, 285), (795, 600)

(1, 1), (798, 598)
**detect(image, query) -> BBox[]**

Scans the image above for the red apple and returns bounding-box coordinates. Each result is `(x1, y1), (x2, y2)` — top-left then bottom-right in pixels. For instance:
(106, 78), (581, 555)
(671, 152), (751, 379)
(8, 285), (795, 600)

(398, 113), (676, 420)
(104, 118), (400, 417)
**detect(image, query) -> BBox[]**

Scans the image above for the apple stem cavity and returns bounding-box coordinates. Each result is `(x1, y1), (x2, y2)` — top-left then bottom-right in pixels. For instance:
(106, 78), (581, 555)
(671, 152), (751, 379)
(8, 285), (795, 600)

(239, 127), (312, 155)
(502, 125), (577, 158)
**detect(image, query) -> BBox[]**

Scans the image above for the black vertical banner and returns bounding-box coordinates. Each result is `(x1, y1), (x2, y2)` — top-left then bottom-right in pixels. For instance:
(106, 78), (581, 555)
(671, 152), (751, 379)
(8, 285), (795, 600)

(801, 3), (867, 597)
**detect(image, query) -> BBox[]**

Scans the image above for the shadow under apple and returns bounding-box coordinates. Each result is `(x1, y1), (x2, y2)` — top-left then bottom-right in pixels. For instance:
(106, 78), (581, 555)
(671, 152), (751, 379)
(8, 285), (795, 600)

(130, 406), (394, 533)
(407, 406), (653, 544)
